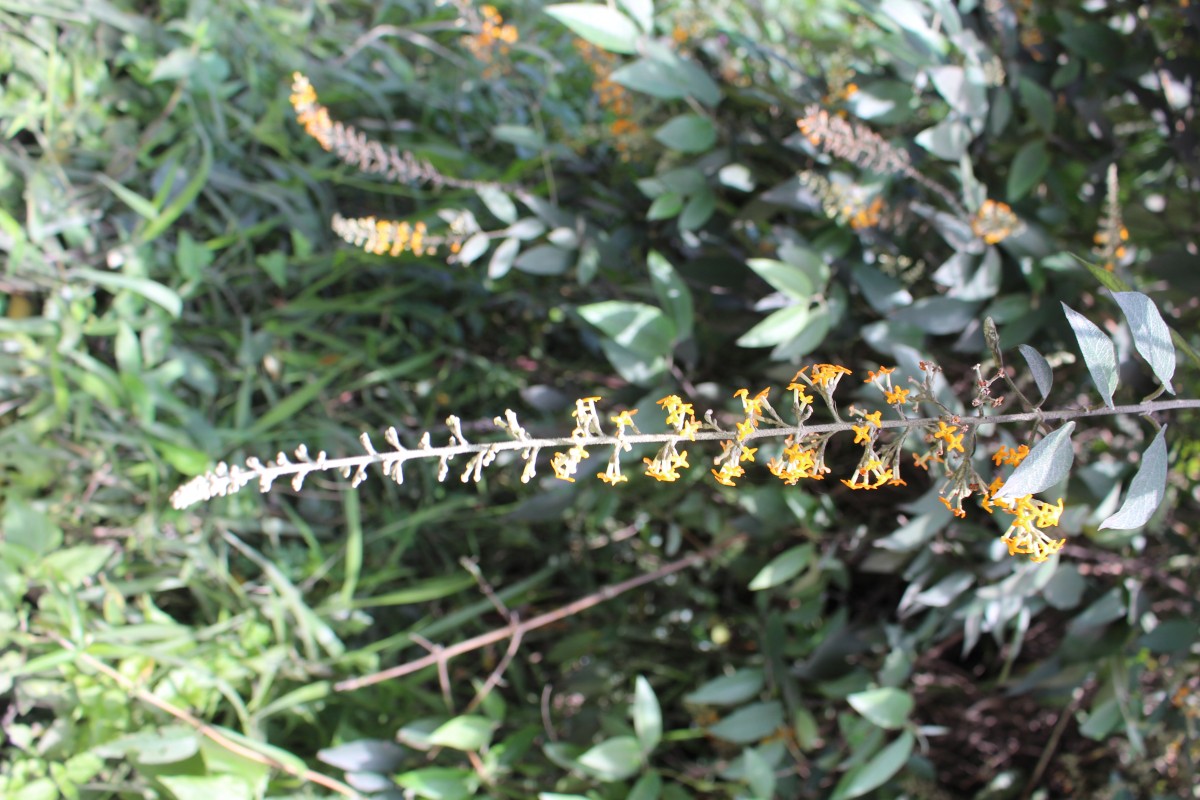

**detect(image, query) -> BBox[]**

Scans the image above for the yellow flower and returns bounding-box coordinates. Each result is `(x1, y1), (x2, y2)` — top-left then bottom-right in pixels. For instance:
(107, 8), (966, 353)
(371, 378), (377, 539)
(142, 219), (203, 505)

(863, 410), (882, 428)
(851, 424), (871, 444)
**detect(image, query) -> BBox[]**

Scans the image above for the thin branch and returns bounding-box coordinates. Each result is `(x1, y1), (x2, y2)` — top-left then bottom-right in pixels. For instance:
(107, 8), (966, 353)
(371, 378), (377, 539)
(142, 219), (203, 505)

(52, 636), (362, 799)
(334, 536), (744, 693)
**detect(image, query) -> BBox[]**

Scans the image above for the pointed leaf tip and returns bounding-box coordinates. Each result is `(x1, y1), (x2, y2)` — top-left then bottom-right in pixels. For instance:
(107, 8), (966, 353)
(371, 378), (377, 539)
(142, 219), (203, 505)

(993, 422), (1075, 502)
(1100, 426), (1169, 530)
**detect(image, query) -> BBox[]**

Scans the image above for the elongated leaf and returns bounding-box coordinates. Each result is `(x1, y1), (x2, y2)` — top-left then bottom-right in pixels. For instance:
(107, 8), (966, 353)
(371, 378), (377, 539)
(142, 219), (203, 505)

(1007, 140), (1049, 201)
(830, 731), (914, 800)
(737, 304), (810, 348)
(428, 715), (495, 751)
(708, 701), (783, 744)
(654, 114), (716, 153)
(545, 4), (640, 53)
(748, 544), (814, 590)
(743, 746), (776, 799)
(1017, 344), (1053, 404)
(1076, 256), (1200, 370)
(993, 422), (1076, 502)
(847, 687), (913, 730)
(73, 267), (182, 318)
(1062, 303), (1117, 409)
(746, 258), (814, 300)
(647, 251), (693, 340)
(633, 676), (663, 754)
(1111, 291), (1176, 393)
(1100, 426), (1168, 530)
(576, 736), (642, 781)
(683, 668), (764, 706)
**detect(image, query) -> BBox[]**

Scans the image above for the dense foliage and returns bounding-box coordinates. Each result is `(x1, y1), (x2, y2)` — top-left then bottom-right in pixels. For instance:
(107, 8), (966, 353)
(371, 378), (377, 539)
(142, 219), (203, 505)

(2, 1), (1198, 799)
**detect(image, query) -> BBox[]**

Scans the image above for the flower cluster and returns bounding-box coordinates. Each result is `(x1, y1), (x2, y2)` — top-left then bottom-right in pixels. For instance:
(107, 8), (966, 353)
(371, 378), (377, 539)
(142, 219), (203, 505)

(173, 359), (1072, 564)
(575, 40), (640, 157)
(1094, 164), (1129, 272)
(971, 199), (1023, 245)
(463, 4), (519, 66)
(289, 73), (454, 187)
(643, 395), (697, 482)
(985, 445), (1066, 562)
(550, 396), (604, 483)
(332, 215), (432, 257)
(796, 172), (889, 231)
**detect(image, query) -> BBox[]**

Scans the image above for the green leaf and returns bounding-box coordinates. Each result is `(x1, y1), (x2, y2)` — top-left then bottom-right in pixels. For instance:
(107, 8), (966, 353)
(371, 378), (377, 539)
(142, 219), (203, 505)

(1099, 426), (1168, 531)
(1111, 291), (1176, 393)
(40, 545), (113, 588)
(477, 185), (517, 225)
(95, 173), (158, 219)
(678, 189), (715, 231)
(1018, 76), (1055, 133)
(1006, 140), (1049, 201)
(545, 3), (640, 54)
(1017, 344), (1053, 404)
(396, 767), (477, 800)
(654, 114), (716, 153)
(1062, 302), (1118, 408)
(576, 735), (643, 781)
(915, 117), (971, 161)
(577, 301), (674, 352)
(158, 775), (253, 800)
(73, 267), (182, 318)
(492, 124), (545, 149)
(684, 669), (764, 706)
(928, 64), (987, 120)
(428, 715), (496, 751)
(846, 687), (914, 730)
(743, 746), (776, 799)
(578, 301), (675, 384)
(611, 49), (721, 106)
(514, 244), (572, 275)
(617, 0), (653, 32)
(851, 264), (912, 314)
(708, 701), (783, 744)
(647, 251), (693, 340)
(4, 498), (64, 555)
(141, 135), (212, 243)
(633, 676), (663, 754)
(458, 232), (491, 266)
(489, 237), (520, 279)
(993, 421), (1076, 503)
(830, 730), (914, 800)
(647, 192), (684, 220)
(748, 544), (815, 590)
(627, 770), (663, 800)
(737, 304), (810, 348)
(746, 258), (815, 300)
(317, 739), (406, 773)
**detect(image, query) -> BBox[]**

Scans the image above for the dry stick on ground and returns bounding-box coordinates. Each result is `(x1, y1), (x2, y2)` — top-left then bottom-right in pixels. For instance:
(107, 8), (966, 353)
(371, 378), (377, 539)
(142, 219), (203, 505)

(335, 535), (746, 693)
(52, 636), (363, 799)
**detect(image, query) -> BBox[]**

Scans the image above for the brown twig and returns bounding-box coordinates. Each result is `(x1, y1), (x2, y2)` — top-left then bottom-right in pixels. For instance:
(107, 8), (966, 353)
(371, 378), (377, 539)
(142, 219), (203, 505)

(334, 536), (744, 693)
(52, 636), (362, 798)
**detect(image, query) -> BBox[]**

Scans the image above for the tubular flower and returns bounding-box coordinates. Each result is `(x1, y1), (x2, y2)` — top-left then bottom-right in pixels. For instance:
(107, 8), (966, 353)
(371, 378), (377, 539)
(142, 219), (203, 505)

(645, 443), (689, 482)
(971, 199), (1023, 245)
(551, 396), (605, 482)
(766, 436), (829, 485)
(995, 494), (1067, 562)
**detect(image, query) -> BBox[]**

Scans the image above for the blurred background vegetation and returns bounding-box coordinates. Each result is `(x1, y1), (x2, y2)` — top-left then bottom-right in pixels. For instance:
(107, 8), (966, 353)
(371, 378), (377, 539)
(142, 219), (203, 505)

(1, 0), (1198, 798)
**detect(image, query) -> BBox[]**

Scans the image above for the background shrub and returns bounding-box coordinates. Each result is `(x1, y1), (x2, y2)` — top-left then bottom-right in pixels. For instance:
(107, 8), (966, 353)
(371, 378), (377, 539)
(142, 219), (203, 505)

(1, 1), (1198, 798)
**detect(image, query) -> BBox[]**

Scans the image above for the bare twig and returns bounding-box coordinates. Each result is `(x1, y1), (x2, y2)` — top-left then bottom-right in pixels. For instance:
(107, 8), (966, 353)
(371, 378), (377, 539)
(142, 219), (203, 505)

(334, 536), (743, 692)
(52, 636), (362, 799)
